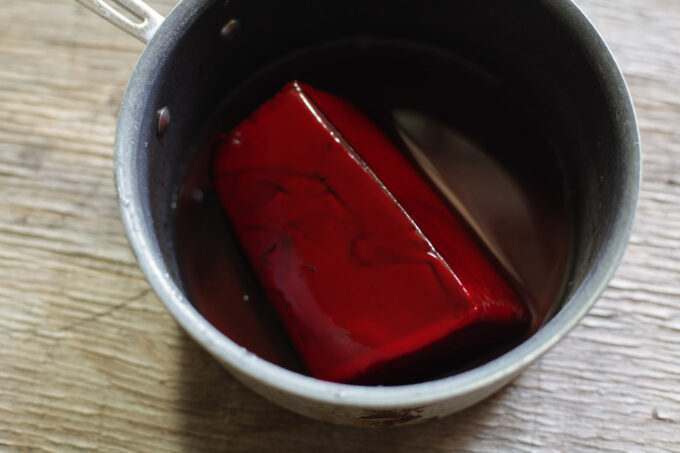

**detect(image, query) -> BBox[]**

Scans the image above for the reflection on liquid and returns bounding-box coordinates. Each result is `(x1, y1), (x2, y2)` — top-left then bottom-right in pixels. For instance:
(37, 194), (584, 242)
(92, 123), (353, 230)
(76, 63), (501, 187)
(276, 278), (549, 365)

(394, 110), (569, 328)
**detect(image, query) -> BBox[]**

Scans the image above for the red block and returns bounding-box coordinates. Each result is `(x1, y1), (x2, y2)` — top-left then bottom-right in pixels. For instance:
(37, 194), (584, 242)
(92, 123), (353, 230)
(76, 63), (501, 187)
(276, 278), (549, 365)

(213, 81), (529, 384)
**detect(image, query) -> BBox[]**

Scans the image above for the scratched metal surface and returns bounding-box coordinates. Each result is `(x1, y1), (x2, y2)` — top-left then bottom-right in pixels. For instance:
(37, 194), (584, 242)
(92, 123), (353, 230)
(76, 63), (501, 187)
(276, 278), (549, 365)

(1, 0), (679, 451)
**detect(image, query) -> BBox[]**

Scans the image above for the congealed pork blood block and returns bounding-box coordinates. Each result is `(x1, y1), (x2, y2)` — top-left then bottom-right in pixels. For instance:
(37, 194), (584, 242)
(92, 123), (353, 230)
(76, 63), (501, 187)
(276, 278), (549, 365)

(212, 81), (530, 384)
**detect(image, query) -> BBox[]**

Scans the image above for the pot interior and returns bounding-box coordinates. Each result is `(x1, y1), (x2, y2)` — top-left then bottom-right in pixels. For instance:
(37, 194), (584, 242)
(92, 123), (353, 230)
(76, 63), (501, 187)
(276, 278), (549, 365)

(120, 0), (638, 383)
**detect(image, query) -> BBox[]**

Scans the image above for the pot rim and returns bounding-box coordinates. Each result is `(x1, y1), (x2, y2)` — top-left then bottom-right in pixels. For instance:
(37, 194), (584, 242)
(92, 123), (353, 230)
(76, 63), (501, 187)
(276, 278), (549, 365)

(115, 0), (640, 410)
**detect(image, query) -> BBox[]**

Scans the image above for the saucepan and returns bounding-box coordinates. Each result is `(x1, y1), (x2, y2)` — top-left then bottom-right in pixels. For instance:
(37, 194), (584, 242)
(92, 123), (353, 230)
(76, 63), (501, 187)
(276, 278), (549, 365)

(76, 0), (639, 425)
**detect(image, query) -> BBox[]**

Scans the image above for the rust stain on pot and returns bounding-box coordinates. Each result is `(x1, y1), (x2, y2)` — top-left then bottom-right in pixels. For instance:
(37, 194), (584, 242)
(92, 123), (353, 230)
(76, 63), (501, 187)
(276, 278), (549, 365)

(359, 407), (425, 426)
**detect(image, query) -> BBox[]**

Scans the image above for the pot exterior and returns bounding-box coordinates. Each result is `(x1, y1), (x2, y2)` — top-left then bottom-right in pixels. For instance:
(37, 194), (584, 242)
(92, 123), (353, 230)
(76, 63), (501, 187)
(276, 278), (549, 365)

(223, 359), (525, 426)
(115, 0), (639, 426)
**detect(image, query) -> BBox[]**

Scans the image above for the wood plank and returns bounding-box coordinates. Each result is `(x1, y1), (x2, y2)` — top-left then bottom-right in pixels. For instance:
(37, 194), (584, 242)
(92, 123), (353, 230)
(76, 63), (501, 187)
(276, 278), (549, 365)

(0, 0), (678, 451)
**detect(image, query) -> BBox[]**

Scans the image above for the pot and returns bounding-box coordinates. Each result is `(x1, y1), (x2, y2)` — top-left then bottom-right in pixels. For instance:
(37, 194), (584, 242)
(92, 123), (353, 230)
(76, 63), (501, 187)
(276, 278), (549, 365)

(77, 0), (639, 426)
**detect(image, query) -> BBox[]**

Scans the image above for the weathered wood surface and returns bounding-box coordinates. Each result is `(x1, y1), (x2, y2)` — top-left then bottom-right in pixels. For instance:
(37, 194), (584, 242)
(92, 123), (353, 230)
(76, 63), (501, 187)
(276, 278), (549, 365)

(1, 0), (679, 451)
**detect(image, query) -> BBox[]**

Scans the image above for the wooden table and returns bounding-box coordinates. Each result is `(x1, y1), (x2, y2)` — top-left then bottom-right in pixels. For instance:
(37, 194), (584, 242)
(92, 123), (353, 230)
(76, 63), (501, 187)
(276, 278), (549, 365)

(1, 0), (679, 451)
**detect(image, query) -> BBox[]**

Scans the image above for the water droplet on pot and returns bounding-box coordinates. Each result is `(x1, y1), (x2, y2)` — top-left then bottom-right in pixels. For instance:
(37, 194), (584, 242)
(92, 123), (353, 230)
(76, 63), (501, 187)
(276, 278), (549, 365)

(192, 188), (204, 202)
(156, 106), (171, 136)
(220, 18), (240, 40)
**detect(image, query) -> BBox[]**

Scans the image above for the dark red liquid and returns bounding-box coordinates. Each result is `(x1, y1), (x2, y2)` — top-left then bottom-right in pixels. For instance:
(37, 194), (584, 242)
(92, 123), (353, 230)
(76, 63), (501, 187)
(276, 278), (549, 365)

(174, 40), (572, 382)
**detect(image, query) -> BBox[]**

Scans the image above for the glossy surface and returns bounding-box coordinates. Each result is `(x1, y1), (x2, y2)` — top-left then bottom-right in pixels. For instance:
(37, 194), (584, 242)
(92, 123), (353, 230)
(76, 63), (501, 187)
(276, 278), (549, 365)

(213, 82), (530, 384)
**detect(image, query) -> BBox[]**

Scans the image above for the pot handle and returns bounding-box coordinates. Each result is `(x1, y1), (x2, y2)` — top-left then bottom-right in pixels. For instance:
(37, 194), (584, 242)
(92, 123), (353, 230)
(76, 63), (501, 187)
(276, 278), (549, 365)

(74, 0), (164, 44)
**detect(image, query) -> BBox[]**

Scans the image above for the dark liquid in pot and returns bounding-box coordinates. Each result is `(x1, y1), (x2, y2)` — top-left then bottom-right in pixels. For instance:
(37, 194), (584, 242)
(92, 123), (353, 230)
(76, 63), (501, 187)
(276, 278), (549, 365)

(174, 39), (572, 380)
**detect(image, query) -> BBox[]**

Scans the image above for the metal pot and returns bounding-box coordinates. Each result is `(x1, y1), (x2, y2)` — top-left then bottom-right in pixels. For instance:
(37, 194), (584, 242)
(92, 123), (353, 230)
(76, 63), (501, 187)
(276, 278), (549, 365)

(77, 0), (639, 426)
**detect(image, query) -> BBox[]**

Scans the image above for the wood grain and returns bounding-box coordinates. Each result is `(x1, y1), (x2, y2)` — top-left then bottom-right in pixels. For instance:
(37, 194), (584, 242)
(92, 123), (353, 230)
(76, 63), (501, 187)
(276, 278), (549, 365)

(1, 0), (679, 451)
